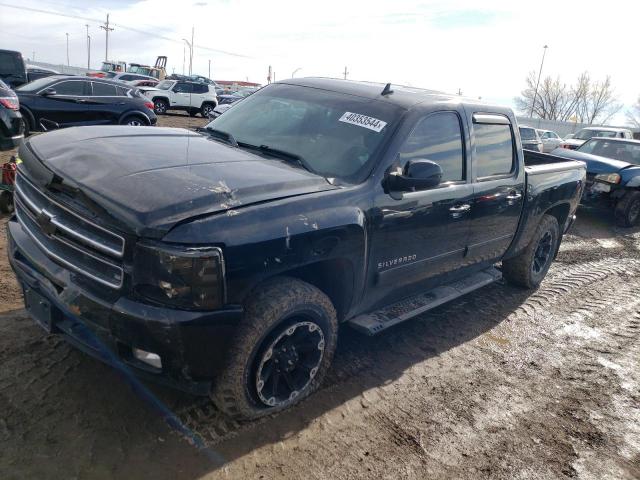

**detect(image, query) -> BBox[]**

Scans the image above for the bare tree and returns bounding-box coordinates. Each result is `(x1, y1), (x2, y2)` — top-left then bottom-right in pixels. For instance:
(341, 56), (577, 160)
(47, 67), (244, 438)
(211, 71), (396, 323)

(627, 96), (640, 128)
(516, 72), (621, 124)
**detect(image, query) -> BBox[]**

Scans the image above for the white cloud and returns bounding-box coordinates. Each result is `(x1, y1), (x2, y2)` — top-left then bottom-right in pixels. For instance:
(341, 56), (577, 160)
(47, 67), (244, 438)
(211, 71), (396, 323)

(0, 0), (638, 122)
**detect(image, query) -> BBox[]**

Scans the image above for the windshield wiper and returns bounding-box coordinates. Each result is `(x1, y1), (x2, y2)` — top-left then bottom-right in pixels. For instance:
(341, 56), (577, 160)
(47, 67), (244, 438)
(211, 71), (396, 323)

(201, 127), (238, 147)
(238, 143), (313, 173)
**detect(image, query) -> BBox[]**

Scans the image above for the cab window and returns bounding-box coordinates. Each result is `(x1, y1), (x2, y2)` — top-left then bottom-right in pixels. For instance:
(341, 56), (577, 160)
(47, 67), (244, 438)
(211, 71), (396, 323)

(398, 112), (465, 183)
(475, 124), (515, 178)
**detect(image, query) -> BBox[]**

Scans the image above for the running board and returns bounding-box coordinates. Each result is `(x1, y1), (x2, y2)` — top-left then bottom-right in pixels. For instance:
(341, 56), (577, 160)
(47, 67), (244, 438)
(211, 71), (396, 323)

(348, 267), (502, 335)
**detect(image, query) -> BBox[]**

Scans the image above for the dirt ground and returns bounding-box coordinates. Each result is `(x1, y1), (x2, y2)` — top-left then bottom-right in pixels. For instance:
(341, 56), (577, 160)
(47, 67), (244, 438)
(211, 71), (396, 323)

(1, 115), (639, 479)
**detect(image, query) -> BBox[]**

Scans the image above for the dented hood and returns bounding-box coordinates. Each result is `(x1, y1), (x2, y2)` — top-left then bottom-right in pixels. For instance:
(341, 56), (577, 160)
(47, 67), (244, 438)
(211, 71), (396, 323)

(22, 126), (336, 238)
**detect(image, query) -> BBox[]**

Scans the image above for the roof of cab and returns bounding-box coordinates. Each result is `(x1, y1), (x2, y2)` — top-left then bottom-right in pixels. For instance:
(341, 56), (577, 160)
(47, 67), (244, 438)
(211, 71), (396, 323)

(277, 77), (503, 112)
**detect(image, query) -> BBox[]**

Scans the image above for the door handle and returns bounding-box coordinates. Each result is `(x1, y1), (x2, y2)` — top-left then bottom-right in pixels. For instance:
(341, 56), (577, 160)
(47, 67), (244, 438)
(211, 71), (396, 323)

(75, 98), (88, 103)
(449, 204), (471, 218)
(506, 192), (522, 201)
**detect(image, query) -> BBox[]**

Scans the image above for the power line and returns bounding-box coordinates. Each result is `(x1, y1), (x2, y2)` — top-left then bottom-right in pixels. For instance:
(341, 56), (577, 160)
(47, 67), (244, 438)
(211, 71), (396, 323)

(0, 2), (251, 59)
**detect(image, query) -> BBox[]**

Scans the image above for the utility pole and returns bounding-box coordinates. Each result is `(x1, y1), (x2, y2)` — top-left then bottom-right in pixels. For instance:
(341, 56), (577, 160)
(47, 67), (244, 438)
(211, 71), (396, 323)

(32, 51), (35, 61)
(100, 13), (114, 62)
(208, 59), (211, 79)
(190, 26), (194, 76)
(65, 33), (69, 66)
(343, 66), (348, 79)
(530, 45), (548, 118)
(457, 88), (462, 96)
(267, 65), (272, 84)
(182, 45), (185, 75)
(85, 24), (91, 69)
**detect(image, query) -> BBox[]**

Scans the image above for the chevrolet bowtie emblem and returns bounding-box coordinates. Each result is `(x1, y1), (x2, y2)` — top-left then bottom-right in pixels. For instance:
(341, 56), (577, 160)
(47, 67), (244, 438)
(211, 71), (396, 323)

(36, 210), (56, 236)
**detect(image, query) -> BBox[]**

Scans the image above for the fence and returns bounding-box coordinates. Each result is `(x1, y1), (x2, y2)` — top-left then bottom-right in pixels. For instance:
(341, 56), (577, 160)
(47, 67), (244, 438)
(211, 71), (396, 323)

(516, 116), (638, 138)
(26, 60), (91, 77)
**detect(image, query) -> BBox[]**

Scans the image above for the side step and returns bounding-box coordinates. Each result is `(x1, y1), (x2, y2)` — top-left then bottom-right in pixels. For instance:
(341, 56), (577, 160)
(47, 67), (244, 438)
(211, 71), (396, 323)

(348, 267), (502, 335)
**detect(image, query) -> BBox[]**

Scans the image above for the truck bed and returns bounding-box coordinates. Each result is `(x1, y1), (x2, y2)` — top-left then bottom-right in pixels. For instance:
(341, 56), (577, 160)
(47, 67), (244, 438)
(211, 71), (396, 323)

(523, 149), (586, 175)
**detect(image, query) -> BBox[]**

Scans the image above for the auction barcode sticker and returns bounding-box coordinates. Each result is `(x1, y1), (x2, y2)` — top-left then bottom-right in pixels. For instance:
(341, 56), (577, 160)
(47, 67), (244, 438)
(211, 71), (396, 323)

(339, 112), (387, 132)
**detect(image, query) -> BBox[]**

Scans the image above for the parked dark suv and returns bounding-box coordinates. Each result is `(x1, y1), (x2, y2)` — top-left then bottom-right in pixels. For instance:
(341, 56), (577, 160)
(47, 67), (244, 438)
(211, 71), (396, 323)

(15, 75), (157, 134)
(0, 79), (23, 150)
(0, 49), (28, 88)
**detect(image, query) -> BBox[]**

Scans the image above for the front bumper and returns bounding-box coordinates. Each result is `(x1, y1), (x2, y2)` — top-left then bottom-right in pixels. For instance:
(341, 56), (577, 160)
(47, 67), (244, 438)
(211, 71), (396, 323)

(7, 217), (243, 395)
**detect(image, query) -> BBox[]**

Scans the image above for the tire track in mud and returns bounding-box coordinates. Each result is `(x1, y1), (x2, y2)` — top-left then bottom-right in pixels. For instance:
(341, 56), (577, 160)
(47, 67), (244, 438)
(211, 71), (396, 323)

(175, 254), (640, 452)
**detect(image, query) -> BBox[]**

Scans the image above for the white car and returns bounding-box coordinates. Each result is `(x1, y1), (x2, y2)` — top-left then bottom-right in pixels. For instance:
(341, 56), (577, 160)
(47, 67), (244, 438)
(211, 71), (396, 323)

(537, 129), (563, 152)
(559, 127), (634, 150)
(143, 79), (218, 117)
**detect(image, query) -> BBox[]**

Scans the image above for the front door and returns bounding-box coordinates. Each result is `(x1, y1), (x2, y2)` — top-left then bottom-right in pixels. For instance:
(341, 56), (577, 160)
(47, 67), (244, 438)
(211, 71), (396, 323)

(35, 79), (90, 128)
(466, 113), (525, 264)
(365, 110), (473, 310)
(172, 81), (193, 108)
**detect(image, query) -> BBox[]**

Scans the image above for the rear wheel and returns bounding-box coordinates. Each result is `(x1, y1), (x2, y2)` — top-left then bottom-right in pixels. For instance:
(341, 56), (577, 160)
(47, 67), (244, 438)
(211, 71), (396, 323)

(120, 115), (146, 126)
(614, 191), (640, 227)
(211, 277), (338, 420)
(153, 98), (168, 115)
(20, 116), (31, 137)
(0, 191), (14, 214)
(201, 103), (216, 118)
(503, 214), (559, 289)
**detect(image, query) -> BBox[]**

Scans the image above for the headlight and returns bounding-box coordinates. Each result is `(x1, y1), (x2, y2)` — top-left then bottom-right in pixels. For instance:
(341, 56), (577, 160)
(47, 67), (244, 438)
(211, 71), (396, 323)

(134, 243), (225, 310)
(594, 173), (621, 184)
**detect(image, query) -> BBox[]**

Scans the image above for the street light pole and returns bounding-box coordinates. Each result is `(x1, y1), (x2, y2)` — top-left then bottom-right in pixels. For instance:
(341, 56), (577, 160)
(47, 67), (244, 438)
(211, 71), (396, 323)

(66, 33), (69, 66)
(208, 59), (211, 79)
(182, 38), (193, 76)
(530, 45), (548, 118)
(291, 67), (301, 78)
(85, 24), (91, 69)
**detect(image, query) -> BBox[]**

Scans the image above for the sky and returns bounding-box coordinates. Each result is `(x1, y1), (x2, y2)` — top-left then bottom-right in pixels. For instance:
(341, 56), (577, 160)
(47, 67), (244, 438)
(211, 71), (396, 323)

(0, 0), (638, 124)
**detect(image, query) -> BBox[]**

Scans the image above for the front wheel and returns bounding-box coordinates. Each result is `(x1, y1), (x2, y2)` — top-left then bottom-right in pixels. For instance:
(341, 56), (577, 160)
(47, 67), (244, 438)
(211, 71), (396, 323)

(153, 98), (168, 115)
(614, 191), (640, 227)
(211, 277), (338, 420)
(502, 214), (559, 289)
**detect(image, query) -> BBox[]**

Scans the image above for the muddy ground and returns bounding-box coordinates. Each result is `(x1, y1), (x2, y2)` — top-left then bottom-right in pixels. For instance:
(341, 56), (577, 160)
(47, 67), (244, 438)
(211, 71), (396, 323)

(1, 115), (639, 479)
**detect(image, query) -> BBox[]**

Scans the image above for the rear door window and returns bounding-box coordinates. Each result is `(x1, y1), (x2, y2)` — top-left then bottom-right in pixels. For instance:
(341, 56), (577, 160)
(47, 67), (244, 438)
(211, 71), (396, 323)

(92, 82), (118, 96)
(475, 123), (515, 178)
(399, 112), (465, 183)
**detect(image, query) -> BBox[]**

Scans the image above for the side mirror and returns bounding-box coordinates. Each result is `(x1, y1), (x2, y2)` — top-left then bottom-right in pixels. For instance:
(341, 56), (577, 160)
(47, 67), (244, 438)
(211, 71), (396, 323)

(41, 88), (57, 96)
(385, 159), (443, 192)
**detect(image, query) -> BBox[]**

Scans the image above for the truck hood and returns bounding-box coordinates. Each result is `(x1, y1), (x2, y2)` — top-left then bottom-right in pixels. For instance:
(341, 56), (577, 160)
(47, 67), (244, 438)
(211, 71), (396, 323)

(552, 148), (633, 174)
(23, 126), (337, 238)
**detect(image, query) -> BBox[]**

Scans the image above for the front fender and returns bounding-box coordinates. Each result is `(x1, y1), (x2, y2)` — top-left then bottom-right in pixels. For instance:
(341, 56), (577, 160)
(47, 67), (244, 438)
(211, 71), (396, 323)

(162, 193), (368, 305)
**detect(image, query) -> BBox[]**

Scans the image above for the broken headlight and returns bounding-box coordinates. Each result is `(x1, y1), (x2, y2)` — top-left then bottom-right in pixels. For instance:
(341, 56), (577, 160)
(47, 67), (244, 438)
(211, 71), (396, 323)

(594, 173), (620, 184)
(134, 243), (225, 310)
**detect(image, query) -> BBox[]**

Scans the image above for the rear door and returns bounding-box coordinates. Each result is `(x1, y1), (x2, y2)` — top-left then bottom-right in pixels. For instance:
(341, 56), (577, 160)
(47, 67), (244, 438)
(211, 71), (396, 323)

(84, 81), (127, 125)
(365, 110), (474, 309)
(465, 113), (525, 264)
(35, 79), (90, 128)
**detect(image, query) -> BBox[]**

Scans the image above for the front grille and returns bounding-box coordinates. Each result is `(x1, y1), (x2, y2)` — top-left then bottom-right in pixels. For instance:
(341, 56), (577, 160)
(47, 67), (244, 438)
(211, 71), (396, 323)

(14, 173), (125, 289)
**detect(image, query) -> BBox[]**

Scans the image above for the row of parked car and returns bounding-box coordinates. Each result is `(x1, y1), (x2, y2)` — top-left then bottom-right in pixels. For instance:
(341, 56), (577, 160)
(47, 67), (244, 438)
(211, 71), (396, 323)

(0, 47), (263, 150)
(517, 124), (640, 226)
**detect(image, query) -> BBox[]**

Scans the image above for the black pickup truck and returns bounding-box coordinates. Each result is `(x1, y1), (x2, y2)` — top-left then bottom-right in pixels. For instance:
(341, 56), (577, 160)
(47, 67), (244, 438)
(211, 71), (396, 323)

(7, 79), (585, 419)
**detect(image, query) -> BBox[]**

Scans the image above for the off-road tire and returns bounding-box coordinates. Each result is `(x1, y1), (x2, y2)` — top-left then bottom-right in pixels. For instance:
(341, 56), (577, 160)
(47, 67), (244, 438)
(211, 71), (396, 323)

(0, 191), (14, 214)
(153, 98), (169, 115)
(503, 214), (559, 289)
(614, 191), (640, 227)
(211, 277), (338, 421)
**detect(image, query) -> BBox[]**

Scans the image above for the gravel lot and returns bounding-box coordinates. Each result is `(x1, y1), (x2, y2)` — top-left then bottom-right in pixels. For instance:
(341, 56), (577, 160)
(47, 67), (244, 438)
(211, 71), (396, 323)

(1, 115), (639, 479)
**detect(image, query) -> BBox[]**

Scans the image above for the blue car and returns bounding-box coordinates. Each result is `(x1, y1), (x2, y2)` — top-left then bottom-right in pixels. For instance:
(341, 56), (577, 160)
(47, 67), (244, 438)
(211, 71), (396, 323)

(553, 137), (640, 226)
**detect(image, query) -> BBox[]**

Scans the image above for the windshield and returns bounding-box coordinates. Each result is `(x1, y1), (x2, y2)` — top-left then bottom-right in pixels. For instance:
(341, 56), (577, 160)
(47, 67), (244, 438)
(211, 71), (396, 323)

(15, 76), (57, 92)
(156, 80), (173, 90)
(519, 127), (537, 141)
(578, 139), (640, 164)
(575, 129), (617, 140)
(206, 83), (402, 182)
